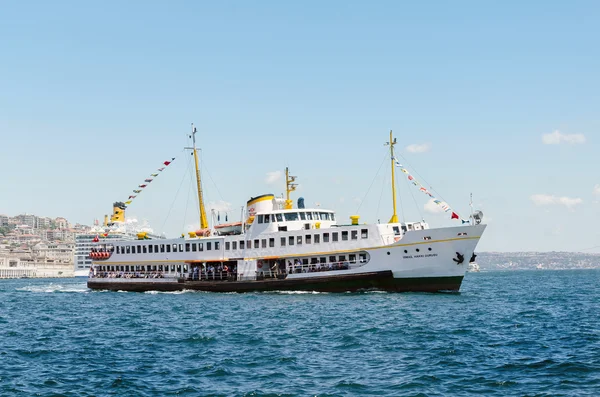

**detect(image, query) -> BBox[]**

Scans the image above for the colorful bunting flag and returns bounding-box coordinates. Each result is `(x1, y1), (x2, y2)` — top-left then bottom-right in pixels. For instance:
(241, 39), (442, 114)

(393, 157), (462, 220)
(121, 157), (176, 208)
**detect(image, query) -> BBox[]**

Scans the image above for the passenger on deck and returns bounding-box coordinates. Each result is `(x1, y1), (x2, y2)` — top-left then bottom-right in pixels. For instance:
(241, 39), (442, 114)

(271, 261), (278, 276)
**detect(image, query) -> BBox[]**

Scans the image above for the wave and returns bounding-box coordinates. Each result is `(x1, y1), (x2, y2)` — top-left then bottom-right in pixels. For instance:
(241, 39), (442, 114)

(15, 284), (89, 293)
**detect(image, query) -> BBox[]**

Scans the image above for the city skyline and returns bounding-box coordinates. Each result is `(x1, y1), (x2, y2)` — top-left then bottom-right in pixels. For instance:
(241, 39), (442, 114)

(1, 1), (599, 252)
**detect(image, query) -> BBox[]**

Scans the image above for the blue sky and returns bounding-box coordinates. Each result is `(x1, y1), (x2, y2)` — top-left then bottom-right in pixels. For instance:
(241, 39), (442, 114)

(1, 1), (598, 252)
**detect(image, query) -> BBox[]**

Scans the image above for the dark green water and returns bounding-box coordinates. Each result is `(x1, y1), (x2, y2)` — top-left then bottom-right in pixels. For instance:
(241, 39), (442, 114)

(1, 270), (599, 396)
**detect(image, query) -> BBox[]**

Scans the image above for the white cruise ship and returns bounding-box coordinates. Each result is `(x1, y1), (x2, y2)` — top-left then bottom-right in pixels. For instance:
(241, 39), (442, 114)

(87, 129), (486, 293)
(74, 202), (163, 277)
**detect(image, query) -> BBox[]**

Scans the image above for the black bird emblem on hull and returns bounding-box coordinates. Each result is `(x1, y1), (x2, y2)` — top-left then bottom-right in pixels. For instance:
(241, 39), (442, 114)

(453, 252), (465, 265)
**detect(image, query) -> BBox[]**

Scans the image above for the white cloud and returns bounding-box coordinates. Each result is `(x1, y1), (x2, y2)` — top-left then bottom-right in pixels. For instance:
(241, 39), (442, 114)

(207, 200), (232, 213)
(265, 170), (282, 185)
(530, 194), (583, 209)
(542, 130), (586, 145)
(405, 143), (431, 153)
(424, 199), (444, 214)
(593, 184), (600, 197)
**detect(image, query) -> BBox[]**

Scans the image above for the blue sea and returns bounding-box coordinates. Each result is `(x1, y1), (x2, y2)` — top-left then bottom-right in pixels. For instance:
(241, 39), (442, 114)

(1, 270), (598, 396)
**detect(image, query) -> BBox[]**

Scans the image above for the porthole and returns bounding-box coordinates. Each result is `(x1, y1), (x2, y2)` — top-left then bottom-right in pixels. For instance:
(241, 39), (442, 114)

(428, 247), (432, 251)
(416, 248), (420, 252)
(404, 250), (408, 254)
(387, 252), (391, 255)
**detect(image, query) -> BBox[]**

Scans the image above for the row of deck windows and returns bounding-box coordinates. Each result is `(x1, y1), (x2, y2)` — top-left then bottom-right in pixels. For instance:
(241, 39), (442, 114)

(116, 228), (369, 255)
(257, 211), (335, 224)
(223, 229), (369, 251)
(116, 241), (220, 255)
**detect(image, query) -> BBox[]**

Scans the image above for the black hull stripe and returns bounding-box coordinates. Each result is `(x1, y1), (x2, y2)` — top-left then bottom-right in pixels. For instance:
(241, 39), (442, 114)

(87, 271), (463, 293)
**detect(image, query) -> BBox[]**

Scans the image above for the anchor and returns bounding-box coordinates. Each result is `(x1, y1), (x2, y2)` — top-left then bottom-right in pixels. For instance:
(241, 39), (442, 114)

(470, 253), (477, 263)
(453, 252), (465, 265)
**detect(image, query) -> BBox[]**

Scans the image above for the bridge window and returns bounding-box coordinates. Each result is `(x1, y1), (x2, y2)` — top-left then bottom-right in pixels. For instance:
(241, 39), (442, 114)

(215, 241), (220, 250)
(166, 245), (171, 253)
(257, 215), (264, 224)
(192, 243), (197, 252)
(271, 214), (277, 222)
(179, 244), (183, 252)
(207, 242), (212, 251)
(172, 244), (177, 253)
(284, 212), (299, 221)
(323, 233), (330, 243)
(332, 232), (339, 242)
(160, 244), (164, 253)
(240, 241), (245, 249)
(305, 235), (311, 244)
(281, 237), (286, 246)
(276, 214), (283, 222)
(199, 243), (204, 251)
(225, 242), (230, 250)
(306, 212), (313, 220)
(185, 243), (190, 252)
(297, 236), (302, 245)
(314, 234), (320, 243)
(232, 241), (237, 250)
(148, 245), (153, 253)
(254, 239), (259, 249)
(299, 212), (306, 220)
(247, 240), (252, 249)
(349, 254), (356, 263)
(264, 215), (270, 223)
(269, 238), (275, 247)
(261, 239), (267, 248)
(288, 236), (294, 246)
(361, 229), (368, 239)
(342, 231), (348, 241)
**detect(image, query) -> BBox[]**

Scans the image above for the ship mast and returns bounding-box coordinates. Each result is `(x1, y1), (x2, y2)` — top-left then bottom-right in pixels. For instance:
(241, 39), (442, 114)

(190, 123), (208, 229)
(285, 167), (297, 210)
(386, 130), (399, 223)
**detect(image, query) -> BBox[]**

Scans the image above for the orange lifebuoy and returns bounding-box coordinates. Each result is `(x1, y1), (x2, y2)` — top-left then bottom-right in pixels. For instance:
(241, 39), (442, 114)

(257, 262), (263, 268)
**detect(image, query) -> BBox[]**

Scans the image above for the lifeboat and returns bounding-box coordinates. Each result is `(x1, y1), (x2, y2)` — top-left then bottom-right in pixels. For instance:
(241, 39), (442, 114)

(213, 222), (242, 235)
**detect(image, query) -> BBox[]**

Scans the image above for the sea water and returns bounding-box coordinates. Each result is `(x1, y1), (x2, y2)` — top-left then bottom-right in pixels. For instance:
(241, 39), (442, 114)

(0, 270), (598, 396)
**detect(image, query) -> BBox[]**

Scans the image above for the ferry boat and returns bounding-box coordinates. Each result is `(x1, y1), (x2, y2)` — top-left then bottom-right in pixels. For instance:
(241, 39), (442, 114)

(74, 202), (163, 277)
(88, 129), (486, 293)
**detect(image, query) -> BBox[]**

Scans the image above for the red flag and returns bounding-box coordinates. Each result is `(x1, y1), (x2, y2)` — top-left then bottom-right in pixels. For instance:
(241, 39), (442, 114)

(163, 157), (175, 166)
(139, 184), (147, 188)
(451, 212), (459, 220)
(92, 235), (99, 242)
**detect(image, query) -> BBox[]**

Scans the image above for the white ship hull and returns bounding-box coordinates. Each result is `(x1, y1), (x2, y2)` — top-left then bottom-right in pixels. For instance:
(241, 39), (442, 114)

(88, 224), (485, 293)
